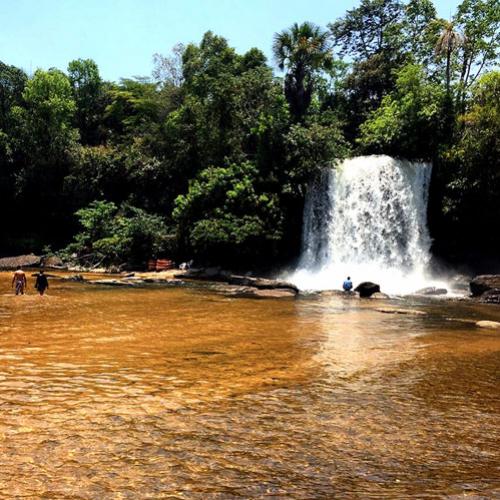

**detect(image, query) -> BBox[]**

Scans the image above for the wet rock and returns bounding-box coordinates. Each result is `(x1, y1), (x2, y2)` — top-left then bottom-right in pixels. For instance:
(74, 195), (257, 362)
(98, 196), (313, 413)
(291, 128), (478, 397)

(354, 281), (381, 298)
(415, 287), (448, 296)
(308, 290), (355, 297)
(470, 275), (500, 297)
(476, 320), (500, 329)
(0, 254), (42, 269)
(178, 269), (298, 294)
(376, 308), (427, 316)
(479, 288), (500, 305)
(88, 279), (137, 287)
(244, 288), (296, 299)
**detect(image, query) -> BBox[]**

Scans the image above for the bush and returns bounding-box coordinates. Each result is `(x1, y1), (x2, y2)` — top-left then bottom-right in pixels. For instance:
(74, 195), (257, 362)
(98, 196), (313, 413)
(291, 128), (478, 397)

(63, 200), (171, 267)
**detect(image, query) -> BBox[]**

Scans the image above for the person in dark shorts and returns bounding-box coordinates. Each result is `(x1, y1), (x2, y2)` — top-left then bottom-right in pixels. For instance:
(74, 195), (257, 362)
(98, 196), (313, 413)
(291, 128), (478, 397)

(34, 270), (49, 296)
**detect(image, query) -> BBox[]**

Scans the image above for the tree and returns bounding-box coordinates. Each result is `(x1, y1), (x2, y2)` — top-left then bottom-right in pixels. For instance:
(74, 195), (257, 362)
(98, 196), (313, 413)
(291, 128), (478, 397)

(403, 0), (441, 66)
(435, 21), (463, 95)
(329, 0), (405, 61)
(454, 0), (500, 109)
(273, 22), (333, 120)
(0, 62), (27, 131)
(104, 77), (160, 141)
(152, 43), (185, 87)
(358, 63), (444, 157)
(13, 68), (77, 159)
(64, 200), (170, 267)
(68, 58), (105, 144)
(439, 71), (500, 252)
(173, 162), (284, 264)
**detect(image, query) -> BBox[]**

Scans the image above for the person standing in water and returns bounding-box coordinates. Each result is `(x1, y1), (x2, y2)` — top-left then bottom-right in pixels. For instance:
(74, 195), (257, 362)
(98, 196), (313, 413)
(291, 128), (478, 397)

(35, 270), (49, 296)
(343, 276), (353, 292)
(12, 266), (27, 295)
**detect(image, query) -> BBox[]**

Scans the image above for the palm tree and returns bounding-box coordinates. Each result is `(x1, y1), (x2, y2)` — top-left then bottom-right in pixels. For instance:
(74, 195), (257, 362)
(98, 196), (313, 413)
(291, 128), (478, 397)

(273, 22), (333, 120)
(435, 21), (463, 95)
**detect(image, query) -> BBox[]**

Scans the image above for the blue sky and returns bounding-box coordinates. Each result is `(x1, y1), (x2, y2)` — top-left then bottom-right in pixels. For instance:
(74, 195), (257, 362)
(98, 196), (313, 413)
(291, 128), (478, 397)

(1, 0), (460, 82)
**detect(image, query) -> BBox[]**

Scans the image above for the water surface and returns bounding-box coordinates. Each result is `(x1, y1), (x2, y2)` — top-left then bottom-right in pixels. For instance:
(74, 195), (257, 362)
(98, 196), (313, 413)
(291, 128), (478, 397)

(0, 272), (499, 498)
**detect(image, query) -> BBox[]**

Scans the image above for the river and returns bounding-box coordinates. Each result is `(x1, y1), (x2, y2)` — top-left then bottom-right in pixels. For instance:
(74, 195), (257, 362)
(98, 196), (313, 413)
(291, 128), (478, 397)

(0, 272), (499, 498)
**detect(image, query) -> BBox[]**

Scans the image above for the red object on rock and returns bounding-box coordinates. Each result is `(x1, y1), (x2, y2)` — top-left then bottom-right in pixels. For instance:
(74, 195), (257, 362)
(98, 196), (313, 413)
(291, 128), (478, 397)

(147, 259), (174, 271)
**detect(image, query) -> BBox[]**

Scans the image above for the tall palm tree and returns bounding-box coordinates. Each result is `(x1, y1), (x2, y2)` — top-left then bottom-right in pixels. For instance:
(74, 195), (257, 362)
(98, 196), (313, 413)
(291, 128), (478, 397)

(273, 22), (333, 120)
(435, 21), (463, 95)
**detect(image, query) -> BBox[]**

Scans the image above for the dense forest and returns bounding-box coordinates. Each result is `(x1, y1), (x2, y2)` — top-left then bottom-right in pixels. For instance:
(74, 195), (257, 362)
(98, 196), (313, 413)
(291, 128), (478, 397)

(0, 0), (498, 270)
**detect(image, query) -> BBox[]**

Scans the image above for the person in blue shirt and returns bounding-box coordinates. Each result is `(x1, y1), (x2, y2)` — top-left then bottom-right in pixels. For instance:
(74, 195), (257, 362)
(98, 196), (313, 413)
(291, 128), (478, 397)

(343, 276), (353, 292)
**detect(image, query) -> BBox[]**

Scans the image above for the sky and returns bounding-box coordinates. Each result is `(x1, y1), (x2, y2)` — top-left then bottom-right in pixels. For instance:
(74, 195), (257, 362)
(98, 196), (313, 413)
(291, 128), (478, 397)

(1, 0), (460, 82)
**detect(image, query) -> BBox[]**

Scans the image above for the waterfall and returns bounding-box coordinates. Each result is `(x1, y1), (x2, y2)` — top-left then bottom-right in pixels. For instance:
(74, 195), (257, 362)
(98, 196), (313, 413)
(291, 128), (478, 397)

(290, 155), (440, 294)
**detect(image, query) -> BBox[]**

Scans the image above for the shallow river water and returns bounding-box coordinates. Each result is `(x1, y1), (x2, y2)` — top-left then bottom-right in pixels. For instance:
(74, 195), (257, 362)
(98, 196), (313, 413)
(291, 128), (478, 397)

(0, 272), (499, 498)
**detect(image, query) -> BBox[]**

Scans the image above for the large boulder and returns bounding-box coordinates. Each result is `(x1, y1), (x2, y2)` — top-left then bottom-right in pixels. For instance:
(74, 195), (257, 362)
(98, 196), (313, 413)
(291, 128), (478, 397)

(354, 281), (381, 298)
(470, 275), (500, 297)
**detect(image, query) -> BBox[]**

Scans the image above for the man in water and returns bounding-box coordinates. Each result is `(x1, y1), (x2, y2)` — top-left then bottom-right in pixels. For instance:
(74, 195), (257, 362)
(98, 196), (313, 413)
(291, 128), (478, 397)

(12, 266), (27, 295)
(35, 270), (49, 296)
(343, 276), (353, 292)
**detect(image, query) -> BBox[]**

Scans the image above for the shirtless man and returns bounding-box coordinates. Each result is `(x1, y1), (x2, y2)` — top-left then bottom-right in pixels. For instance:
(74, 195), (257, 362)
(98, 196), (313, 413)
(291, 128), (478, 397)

(12, 266), (27, 295)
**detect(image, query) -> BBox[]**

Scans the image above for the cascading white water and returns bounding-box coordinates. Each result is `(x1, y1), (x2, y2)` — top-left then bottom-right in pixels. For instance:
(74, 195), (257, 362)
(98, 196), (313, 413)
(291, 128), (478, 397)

(290, 155), (443, 295)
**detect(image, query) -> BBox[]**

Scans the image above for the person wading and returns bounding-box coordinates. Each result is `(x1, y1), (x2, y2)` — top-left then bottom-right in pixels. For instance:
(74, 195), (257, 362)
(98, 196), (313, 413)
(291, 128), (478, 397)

(35, 270), (49, 296)
(12, 266), (27, 295)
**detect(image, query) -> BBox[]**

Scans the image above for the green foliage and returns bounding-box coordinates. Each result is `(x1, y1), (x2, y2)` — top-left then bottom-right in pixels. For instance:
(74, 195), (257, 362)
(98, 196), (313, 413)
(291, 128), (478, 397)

(329, 0), (406, 60)
(173, 162), (283, 263)
(358, 63), (445, 157)
(442, 71), (500, 223)
(284, 114), (350, 192)
(273, 22), (333, 120)
(12, 68), (78, 159)
(68, 58), (105, 144)
(65, 200), (170, 267)
(0, 61), (27, 131)
(0, 2), (498, 267)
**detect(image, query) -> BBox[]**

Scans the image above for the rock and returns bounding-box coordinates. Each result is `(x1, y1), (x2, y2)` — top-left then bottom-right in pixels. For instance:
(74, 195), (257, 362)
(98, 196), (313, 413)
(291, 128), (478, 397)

(354, 281), (381, 298)
(177, 269), (298, 294)
(40, 255), (64, 268)
(88, 279), (137, 286)
(307, 290), (353, 297)
(376, 308), (427, 316)
(415, 287), (448, 296)
(470, 275), (500, 297)
(476, 320), (500, 329)
(62, 274), (85, 282)
(227, 275), (298, 293)
(371, 292), (390, 299)
(0, 254), (42, 269)
(480, 288), (500, 304)
(242, 288), (296, 299)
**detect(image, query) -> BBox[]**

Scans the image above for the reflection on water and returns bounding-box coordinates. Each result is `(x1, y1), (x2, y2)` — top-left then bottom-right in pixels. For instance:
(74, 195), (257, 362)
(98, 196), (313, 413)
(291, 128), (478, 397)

(0, 272), (499, 497)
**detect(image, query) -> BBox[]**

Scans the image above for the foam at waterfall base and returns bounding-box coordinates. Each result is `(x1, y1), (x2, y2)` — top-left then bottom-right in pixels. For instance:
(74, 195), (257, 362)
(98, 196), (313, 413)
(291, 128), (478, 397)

(290, 264), (450, 296)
